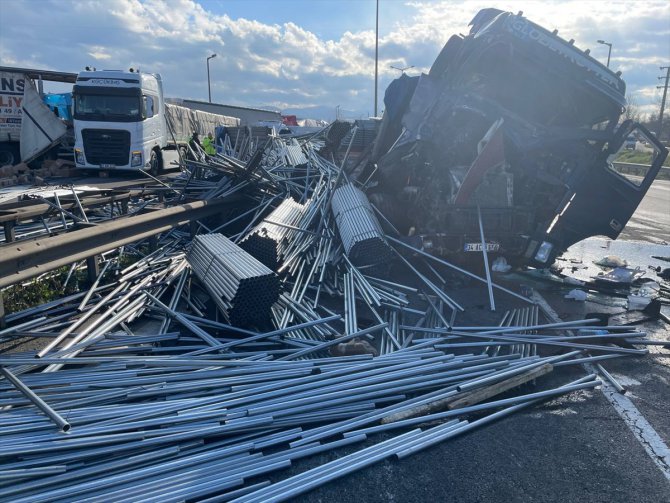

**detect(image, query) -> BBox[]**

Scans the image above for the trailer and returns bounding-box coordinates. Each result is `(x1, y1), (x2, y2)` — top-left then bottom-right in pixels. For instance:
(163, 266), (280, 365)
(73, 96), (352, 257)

(0, 66), (75, 166)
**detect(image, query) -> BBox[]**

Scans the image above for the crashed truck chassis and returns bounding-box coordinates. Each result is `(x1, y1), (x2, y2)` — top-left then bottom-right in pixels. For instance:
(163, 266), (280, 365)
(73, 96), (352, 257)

(358, 9), (668, 268)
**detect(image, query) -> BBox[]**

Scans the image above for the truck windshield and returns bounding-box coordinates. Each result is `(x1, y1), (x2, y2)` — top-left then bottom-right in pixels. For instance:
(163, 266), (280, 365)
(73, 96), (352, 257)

(74, 94), (141, 122)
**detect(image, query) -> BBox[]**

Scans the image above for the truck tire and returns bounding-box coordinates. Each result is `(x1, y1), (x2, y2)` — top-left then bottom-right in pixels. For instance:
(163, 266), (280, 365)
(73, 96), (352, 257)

(149, 149), (163, 176)
(0, 144), (20, 166)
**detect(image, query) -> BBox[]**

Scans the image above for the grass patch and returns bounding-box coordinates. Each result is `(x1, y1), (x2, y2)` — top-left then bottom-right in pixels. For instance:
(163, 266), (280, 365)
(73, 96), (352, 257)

(615, 150), (670, 167)
(1, 246), (149, 317)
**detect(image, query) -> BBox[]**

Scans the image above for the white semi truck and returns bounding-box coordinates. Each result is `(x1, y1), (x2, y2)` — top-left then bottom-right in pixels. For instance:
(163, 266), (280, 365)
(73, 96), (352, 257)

(72, 69), (238, 173)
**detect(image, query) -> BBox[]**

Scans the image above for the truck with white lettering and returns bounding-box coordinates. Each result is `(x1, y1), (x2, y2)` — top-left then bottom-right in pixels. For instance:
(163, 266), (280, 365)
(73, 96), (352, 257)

(0, 71), (24, 165)
(72, 69), (238, 174)
(0, 68), (71, 166)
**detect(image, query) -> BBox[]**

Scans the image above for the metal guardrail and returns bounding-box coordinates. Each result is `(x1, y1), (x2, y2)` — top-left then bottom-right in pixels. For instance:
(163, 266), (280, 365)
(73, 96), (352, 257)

(0, 198), (233, 289)
(611, 162), (670, 180)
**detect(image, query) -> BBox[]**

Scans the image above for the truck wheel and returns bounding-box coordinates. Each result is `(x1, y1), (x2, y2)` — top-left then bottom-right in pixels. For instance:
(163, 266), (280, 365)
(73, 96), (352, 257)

(149, 150), (163, 176)
(0, 144), (20, 166)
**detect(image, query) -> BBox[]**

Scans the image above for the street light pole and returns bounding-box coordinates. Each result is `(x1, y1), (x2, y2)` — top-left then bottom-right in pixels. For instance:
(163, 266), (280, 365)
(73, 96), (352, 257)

(596, 40), (612, 68)
(374, 0), (379, 117)
(206, 54), (217, 103)
(390, 65), (414, 75)
(657, 66), (670, 140)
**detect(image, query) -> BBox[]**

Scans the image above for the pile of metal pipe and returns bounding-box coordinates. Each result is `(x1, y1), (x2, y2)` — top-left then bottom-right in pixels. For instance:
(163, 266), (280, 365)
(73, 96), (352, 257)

(0, 126), (664, 502)
(331, 183), (392, 268)
(240, 197), (306, 270)
(188, 233), (280, 326)
(0, 340), (610, 502)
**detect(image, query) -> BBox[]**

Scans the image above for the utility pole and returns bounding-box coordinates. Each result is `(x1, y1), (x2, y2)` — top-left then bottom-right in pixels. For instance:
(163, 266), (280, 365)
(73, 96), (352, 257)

(206, 54), (217, 103)
(657, 66), (669, 139)
(374, 0), (379, 117)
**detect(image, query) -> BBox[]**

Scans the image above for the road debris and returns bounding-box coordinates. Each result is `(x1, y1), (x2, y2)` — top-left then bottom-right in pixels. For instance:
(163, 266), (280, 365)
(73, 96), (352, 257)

(0, 8), (668, 503)
(0, 117), (664, 502)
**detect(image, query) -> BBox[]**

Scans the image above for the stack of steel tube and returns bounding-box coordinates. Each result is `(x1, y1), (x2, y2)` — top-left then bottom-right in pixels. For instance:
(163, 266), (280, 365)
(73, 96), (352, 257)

(240, 197), (306, 270)
(188, 234), (280, 326)
(282, 139), (309, 167)
(331, 184), (392, 268)
(0, 342), (607, 502)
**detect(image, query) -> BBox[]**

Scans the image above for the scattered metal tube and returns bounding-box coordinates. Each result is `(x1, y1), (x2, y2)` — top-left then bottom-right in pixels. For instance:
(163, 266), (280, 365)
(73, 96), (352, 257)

(0, 367), (71, 433)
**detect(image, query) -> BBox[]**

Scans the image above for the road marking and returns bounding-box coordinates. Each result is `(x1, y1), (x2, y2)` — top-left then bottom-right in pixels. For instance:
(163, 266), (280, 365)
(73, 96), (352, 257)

(532, 291), (670, 482)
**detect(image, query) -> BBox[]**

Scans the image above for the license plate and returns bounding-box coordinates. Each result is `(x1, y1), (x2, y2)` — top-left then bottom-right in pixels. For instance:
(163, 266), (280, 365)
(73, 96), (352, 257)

(100, 164), (115, 168)
(464, 242), (500, 252)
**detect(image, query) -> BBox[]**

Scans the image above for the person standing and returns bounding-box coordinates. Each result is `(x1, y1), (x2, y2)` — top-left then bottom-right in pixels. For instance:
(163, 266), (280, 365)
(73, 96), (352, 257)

(202, 132), (216, 155)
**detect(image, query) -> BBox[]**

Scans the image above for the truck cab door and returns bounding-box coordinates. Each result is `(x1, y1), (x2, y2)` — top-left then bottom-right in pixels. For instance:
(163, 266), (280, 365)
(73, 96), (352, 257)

(143, 95), (159, 142)
(527, 122), (668, 265)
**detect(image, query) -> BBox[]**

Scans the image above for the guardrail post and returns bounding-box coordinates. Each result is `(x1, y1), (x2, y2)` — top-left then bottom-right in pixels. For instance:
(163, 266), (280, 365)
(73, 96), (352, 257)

(85, 255), (100, 286)
(0, 291), (5, 329)
(73, 221), (101, 286)
(3, 221), (15, 243)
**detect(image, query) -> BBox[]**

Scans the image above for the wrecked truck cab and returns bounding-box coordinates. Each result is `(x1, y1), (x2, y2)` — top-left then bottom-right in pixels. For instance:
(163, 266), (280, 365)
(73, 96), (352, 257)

(366, 9), (668, 268)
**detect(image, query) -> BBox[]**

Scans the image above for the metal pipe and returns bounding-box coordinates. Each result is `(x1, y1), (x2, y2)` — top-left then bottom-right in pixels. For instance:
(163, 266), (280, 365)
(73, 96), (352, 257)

(477, 206), (495, 311)
(387, 235), (532, 303)
(596, 363), (626, 394)
(0, 367), (70, 432)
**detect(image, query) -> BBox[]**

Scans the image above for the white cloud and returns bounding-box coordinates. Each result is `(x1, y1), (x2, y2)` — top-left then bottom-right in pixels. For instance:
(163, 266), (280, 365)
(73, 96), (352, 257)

(1, 0), (668, 119)
(87, 46), (112, 60)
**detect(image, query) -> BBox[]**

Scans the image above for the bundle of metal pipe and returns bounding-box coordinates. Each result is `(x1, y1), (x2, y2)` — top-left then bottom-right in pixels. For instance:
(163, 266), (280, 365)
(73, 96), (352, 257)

(331, 184), (392, 268)
(188, 234), (280, 326)
(0, 342), (610, 502)
(281, 139), (309, 166)
(240, 197), (306, 270)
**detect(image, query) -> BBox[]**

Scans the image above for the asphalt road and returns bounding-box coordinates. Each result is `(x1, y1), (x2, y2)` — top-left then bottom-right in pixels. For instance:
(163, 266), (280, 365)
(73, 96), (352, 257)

(280, 282), (670, 503)
(621, 178), (670, 243)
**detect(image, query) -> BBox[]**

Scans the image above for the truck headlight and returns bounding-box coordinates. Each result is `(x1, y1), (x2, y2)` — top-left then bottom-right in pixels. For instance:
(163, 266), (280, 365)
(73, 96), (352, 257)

(131, 151), (143, 167)
(534, 241), (554, 263)
(74, 148), (85, 165)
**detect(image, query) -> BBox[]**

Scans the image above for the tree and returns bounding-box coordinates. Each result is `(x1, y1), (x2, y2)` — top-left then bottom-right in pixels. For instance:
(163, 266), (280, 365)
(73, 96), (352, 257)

(623, 93), (642, 123)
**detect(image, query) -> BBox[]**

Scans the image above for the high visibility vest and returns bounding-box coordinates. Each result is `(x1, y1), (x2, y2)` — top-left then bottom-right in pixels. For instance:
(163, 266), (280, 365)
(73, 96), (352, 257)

(202, 137), (216, 155)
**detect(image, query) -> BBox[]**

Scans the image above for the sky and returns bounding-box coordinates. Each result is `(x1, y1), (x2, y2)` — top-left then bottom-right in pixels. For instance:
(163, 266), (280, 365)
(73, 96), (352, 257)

(1, 0), (669, 120)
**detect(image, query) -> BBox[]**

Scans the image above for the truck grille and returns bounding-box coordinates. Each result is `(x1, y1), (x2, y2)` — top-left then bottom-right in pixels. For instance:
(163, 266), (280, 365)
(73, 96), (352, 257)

(82, 129), (130, 166)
